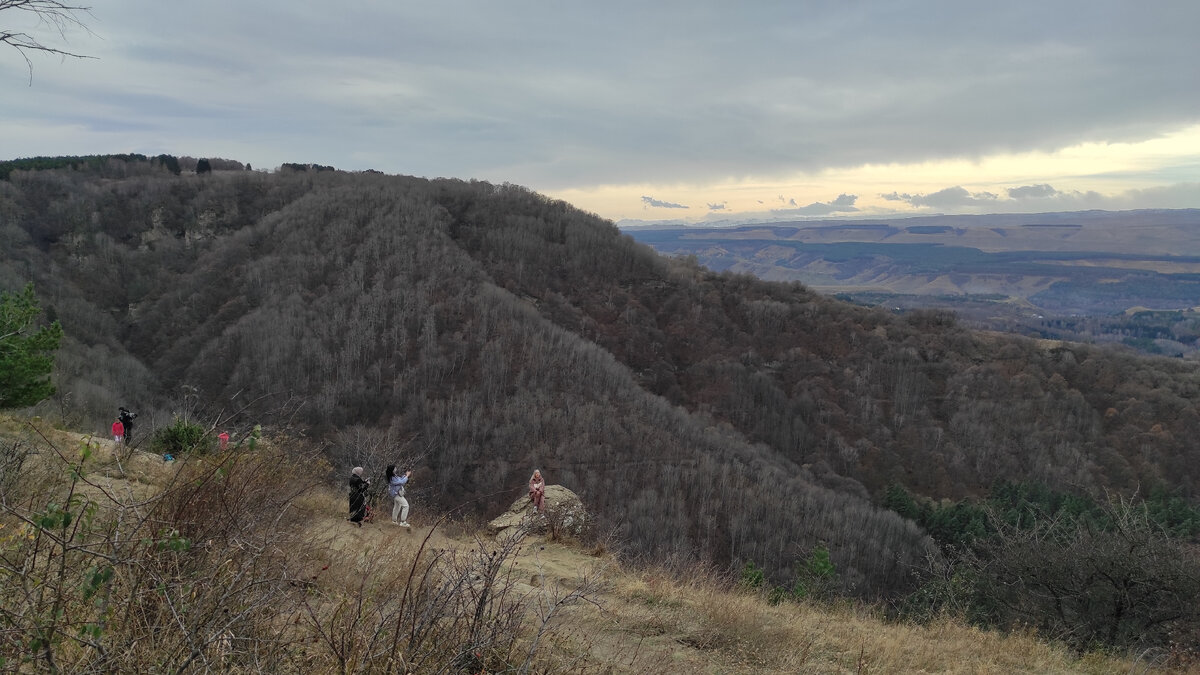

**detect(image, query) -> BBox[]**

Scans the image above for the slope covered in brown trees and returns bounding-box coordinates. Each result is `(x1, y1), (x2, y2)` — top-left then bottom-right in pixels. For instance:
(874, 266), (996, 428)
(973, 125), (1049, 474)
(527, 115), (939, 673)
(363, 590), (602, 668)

(3, 157), (1199, 598)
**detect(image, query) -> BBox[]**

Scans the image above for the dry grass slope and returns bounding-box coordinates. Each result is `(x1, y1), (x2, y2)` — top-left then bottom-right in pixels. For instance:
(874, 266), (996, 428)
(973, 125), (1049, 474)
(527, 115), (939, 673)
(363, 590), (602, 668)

(0, 416), (1170, 673)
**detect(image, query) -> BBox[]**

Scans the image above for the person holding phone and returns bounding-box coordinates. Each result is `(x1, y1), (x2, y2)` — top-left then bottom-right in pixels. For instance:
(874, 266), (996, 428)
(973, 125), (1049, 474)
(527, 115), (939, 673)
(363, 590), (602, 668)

(387, 465), (412, 527)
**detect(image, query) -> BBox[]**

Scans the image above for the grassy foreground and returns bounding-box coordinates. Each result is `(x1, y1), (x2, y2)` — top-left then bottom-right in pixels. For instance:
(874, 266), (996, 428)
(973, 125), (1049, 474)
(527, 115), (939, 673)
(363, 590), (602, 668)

(0, 417), (1175, 673)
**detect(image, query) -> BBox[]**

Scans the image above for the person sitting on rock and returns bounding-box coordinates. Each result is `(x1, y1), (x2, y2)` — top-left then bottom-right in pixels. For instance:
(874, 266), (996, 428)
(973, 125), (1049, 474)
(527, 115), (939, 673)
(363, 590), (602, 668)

(528, 469), (546, 513)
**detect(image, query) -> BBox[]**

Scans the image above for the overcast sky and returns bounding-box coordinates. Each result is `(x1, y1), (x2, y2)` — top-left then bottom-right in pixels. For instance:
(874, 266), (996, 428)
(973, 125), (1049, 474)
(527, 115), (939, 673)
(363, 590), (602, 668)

(2, 1), (1198, 224)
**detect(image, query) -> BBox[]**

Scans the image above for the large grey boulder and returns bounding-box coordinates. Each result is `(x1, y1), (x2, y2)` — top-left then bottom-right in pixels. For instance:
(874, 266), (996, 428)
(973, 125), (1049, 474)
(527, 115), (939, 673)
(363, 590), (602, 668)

(487, 484), (589, 537)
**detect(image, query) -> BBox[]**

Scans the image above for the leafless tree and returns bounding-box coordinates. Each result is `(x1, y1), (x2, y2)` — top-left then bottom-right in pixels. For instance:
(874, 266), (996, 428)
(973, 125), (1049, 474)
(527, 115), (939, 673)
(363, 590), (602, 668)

(1, 0), (95, 82)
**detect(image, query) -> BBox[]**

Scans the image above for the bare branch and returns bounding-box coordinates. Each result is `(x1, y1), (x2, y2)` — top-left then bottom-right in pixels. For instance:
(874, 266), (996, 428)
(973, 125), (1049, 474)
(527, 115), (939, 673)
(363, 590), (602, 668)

(0, 0), (96, 83)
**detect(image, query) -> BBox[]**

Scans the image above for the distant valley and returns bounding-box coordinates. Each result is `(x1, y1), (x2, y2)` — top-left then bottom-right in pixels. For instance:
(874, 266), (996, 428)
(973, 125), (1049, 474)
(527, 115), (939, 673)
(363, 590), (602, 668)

(628, 209), (1200, 357)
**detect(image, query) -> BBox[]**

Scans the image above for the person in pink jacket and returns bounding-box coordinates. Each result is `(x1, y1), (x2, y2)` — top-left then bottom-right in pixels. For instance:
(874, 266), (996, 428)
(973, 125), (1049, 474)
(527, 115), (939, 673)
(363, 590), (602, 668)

(112, 418), (125, 444)
(528, 469), (546, 513)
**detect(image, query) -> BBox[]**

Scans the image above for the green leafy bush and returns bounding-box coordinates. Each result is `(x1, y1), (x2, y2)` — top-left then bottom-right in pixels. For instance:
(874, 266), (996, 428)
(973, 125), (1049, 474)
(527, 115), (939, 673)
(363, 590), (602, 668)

(150, 418), (213, 455)
(791, 545), (837, 600)
(739, 560), (765, 590)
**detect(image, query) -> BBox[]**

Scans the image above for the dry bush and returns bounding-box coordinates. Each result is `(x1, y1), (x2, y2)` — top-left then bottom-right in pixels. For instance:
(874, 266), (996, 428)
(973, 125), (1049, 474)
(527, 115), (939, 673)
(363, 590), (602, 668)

(940, 497), (1200, 654)
(0, 425), (325, 672)
(611, 562), (817, 671)
(0, 415), (1152, 674)
(151, 441), (322, 548)
(0, 420), (612, 672)
(431, 508), (488, 539)
(292, 482), (345, 516)
(0, 437), (33, 501)
(294, 523), (609, 673)
(608, 559), (1144, 674)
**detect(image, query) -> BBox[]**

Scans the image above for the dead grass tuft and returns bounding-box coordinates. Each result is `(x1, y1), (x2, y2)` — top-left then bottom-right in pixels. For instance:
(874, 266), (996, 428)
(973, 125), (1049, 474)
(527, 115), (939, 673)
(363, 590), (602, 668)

(596, 558), (1145, 674)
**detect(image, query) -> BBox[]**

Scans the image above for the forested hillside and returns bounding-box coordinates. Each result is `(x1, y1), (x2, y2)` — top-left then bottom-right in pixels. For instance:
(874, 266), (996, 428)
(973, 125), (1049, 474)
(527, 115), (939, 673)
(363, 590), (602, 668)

(3, 157), (1199, 600)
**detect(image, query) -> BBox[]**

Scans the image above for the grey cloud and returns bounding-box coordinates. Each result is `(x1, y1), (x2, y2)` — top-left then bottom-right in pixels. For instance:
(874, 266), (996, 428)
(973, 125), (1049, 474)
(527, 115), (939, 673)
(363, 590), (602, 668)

(1, 3), (1198, 196)
(1007, 184), (1059, 199)
(1006, 182), (1200, 212)
(1112, 182), (1200, 209)
(642, 196), (688, 209)
(707, 202), (727, 211)
(771, 194), (860, 216)
(899, 186), (1001, 209)
(884, 184), (1060, 209)
(627, 182), (1200, 228)
(876, 181), (1200, 215)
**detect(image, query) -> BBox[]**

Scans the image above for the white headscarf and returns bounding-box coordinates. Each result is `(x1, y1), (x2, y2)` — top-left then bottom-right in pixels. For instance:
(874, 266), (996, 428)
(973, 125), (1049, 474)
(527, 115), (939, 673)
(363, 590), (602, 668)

(352, 466), (364, 477)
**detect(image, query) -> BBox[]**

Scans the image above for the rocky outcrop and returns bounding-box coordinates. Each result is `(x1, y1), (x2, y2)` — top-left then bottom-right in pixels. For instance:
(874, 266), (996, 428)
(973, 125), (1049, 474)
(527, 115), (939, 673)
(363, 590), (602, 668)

(487, 484), (588, 537)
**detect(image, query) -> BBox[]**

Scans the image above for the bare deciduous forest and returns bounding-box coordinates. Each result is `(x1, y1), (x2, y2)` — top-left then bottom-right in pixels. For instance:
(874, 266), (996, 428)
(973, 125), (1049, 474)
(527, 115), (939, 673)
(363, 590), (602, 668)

(3, 156), (1199, 605)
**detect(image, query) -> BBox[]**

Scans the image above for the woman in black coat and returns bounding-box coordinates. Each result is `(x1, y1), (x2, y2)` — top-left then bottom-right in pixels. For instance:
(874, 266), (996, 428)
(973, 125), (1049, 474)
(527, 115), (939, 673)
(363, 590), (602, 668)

(348, 466), (370, 526)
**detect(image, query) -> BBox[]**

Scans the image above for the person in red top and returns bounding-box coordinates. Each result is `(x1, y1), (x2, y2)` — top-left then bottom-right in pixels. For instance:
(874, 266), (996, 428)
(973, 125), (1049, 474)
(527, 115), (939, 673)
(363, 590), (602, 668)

(112, 418), (125, 444)
(218, 431), (230, 450)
